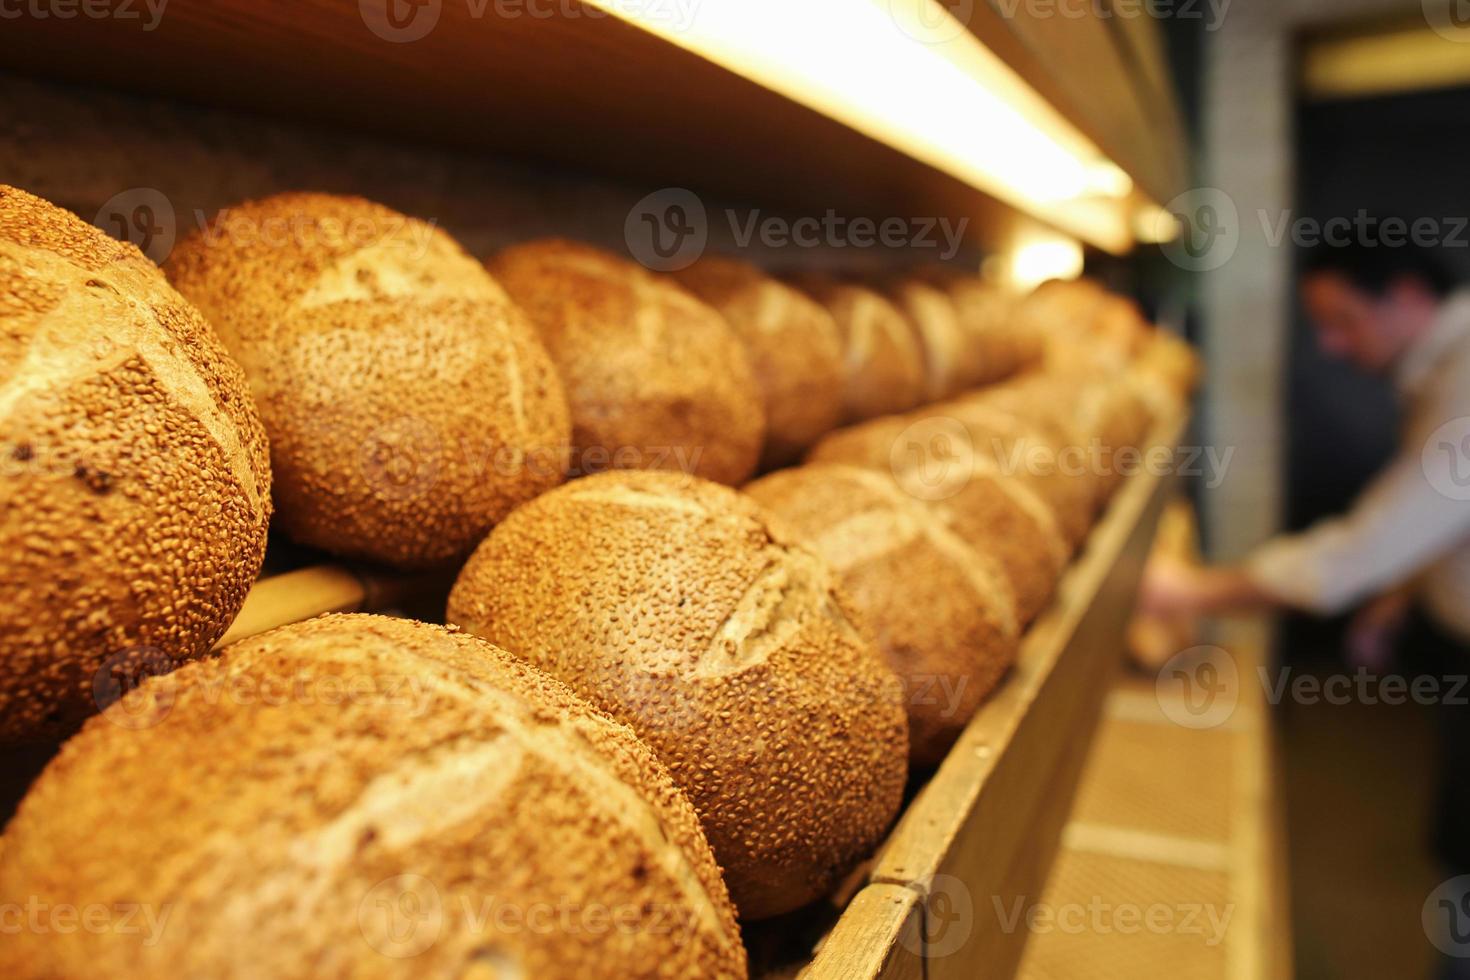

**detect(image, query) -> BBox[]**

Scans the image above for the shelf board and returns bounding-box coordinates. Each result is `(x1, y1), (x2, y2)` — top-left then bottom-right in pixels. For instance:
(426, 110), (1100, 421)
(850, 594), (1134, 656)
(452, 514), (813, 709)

(795, 409), (1187, 979)
(0, 1), (1184, 256)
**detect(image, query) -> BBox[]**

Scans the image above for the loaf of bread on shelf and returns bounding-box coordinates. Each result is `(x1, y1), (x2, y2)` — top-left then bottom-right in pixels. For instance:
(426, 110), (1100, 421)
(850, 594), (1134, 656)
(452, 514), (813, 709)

(0, 184), (271, 743)
(1130, 328), (1202, 416)
(672, 255), (844, 468)
(955, 376), (1113, 514)
(0, 615), (746, 980)
(807, 398), (1097, 548)
(167, 193), (569, 570)
(913, 267), (1042, 385)
(878, 275), (978, 400)
(786, 272), (926, 424)
(746, 464), (1019, 767)
(489, 239), (765, 485)
(447, 470), (908, 920)
(803, 412), (1067, 623)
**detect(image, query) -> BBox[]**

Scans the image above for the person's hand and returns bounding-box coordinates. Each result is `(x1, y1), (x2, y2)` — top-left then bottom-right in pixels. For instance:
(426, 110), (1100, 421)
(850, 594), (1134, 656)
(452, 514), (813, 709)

(1138, 553), (1206, 618)
(1346, 590), (1411, 672)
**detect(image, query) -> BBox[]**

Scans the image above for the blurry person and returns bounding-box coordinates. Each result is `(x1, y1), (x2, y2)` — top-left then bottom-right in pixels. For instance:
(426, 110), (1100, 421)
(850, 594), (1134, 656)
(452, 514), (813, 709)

(1141, 241), (1470, 916)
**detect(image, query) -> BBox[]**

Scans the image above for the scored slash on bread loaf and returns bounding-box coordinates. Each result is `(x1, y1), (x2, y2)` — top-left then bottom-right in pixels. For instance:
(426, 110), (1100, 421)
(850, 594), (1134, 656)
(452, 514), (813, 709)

(447, 469), (909, 921)
(745, 463), (1020, 766)
(166, 193), (571, 569)
(0, 615), (746, 979)
(785, 273), (927, 424)
(0, 184), (272, 743)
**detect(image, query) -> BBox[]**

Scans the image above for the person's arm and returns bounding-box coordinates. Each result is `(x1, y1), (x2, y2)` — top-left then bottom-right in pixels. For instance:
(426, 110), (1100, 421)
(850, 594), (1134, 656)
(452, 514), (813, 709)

(1146, 408), (1470, 620)
(1140, 554), (1277, 618)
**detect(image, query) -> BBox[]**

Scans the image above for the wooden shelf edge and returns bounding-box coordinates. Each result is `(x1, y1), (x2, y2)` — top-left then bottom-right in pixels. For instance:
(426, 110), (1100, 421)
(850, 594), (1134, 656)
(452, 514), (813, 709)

(807, 409), (1188, 979)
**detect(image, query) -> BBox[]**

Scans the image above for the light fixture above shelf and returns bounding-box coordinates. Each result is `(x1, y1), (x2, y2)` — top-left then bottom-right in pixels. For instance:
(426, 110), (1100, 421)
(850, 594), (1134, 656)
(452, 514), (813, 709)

(0, 0), (1187, 258)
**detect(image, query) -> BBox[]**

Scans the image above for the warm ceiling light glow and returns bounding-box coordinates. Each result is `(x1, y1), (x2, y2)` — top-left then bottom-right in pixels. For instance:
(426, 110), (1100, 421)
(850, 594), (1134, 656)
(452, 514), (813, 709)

(1009, 237), (1085, 290)
(585, 0), (1143, 253)
(1302, 22), (1470, 100)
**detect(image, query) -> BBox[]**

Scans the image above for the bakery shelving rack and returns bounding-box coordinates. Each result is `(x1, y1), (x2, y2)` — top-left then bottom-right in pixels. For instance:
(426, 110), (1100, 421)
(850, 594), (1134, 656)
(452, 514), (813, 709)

(0, 1), (1199, 974)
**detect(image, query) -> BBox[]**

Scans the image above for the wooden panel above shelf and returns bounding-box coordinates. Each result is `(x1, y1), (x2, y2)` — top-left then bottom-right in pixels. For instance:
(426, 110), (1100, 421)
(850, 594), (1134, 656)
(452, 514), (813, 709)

(0, 0), (1187, 257)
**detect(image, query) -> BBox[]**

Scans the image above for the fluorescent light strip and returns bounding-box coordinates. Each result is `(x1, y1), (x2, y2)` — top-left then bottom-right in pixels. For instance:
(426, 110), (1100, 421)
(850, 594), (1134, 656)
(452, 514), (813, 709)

(588, 0), (1138, 251)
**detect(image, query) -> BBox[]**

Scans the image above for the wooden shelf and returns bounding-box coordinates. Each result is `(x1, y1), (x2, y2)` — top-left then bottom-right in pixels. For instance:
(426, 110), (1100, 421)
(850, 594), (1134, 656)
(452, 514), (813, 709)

(1012, 646), (1291, 980)
(760, 409), (1187, 978)
(0, 1), (1185, 256)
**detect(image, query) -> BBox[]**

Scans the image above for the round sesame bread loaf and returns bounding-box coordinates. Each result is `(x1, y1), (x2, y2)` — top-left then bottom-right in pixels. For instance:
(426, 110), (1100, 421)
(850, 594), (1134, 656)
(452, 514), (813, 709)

(488, 239), (764, 485)
(802, 412), (1067, 623)
(447, 470), (908, 920)
(880, 276), (979, 400)
(745, 464), (1019, 767)
(914, 268), (1041, 386)
(807, 401), (1096, 548)
(0, 184), (271, 743)
(928, 471), (1067, 625)
(786, 273), (926, 424)
(166, 193), (570, 569)
(0, 615), (745, 979)
(1129, 330), (1200, 418)
(672, 256), (844, 469)
(952, 380), (1107, 530)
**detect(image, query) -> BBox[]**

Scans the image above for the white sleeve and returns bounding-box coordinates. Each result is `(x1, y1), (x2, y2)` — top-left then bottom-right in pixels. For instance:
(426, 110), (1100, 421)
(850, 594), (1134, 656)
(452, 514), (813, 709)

(1246, 393), (1470, 615)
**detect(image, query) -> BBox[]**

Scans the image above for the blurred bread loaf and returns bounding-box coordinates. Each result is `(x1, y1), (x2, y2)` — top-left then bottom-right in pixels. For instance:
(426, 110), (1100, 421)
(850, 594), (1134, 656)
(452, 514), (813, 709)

(490, 239), (764, 485)
(880, 276), (978, 399)
(805, 412), (1068, 622)
(915, 268), (1041, 385)
(0, 615), (746, 979)
(746, 464), (1019, 766)
(808, 398), (1096, 547)
(447, 470), (908, 919)
(673, 255), (844, 468)
(0, 184), (271, 743)
(787, 273), (926, 423)
(167, 193), (569, 569)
